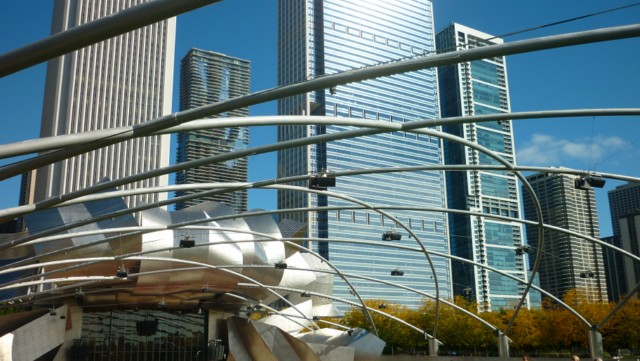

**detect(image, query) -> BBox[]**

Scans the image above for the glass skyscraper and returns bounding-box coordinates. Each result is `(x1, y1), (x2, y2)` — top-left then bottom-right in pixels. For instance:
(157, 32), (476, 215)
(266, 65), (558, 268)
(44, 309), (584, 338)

(436, 23), (533, 310)
(27, 0), (175, 209)
(277, 0), (451, 308)
(175, 49), (250, 212)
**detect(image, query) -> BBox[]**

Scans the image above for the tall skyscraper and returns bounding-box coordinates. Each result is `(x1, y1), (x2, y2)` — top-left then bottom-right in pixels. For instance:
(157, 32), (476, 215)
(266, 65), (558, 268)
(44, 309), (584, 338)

(604, 182), (640, 300)
(28, 0), (175, 208)
(602, 235), (626, 301)
(436, 23), (532, 311)
(617, 211), (640, 299)
(608, 182), (640, 237)
(175, 49), (250, 212)
(277, 0), (451, 308)
(523, 172), (608, 302)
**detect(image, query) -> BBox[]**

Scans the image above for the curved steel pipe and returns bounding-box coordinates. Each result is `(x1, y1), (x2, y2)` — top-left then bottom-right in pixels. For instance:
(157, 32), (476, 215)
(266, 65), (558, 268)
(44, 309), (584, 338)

(0, 0), (221, 77)
(3, 110), (640, 160)
(1, 226), (593, 328)
(4, 174), (635, 331)
(2, 23), (640, 195)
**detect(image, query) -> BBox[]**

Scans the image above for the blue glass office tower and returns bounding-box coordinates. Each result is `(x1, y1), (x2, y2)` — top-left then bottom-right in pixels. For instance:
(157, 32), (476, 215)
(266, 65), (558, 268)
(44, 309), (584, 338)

(436, 24), (534, 310)
(175, 49), (250, 212)
(277, 0), (451, 308)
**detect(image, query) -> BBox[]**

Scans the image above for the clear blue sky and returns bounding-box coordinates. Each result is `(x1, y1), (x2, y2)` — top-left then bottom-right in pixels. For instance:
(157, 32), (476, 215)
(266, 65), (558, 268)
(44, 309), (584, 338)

(0, 1), (639, 237)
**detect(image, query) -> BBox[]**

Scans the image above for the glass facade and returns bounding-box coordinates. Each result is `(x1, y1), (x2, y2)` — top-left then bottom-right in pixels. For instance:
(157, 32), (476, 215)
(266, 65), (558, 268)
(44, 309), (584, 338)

(278, 0), (451, 309)
(77, 310), (210, 360)
(175, 49), (251, 212)
(436, 23), (535, 310)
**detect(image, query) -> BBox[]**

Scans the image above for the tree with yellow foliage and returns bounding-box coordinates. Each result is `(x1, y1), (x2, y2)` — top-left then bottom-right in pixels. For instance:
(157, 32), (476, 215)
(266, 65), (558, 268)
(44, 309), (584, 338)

(602, 296), (640, 350)
(338, 289), (640, 356)
(341, 299), (420, 354)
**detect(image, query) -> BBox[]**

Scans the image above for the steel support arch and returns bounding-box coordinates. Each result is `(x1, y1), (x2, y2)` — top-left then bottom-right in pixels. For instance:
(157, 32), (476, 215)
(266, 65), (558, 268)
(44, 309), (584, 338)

(2, 23), (640, 195)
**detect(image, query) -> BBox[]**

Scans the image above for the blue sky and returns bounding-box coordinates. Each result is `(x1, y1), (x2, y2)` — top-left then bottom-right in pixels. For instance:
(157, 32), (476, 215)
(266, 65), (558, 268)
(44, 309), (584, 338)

(0, 1), (639, 237)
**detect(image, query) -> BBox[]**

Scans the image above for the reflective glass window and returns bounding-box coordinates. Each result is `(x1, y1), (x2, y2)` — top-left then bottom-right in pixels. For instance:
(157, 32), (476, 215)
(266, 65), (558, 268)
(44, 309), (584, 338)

(477, 128), (506, 153)
(485, 222), (517, 246)
(471, 60), (499, 85)
(480, 174), (510, 198)
(472, 81), (501, 108)
(80, 310), (206, 359)
(487, 248), (517, 270)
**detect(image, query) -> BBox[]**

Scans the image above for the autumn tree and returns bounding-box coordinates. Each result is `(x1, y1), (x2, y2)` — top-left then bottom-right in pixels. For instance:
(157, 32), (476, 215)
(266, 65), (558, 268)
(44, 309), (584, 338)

(341, 299), (423, 354)
(603, 296), (640, 350)
(338, 291), (640, 356)
(435, 296), (498, 355)
(495, 307), (544, 354)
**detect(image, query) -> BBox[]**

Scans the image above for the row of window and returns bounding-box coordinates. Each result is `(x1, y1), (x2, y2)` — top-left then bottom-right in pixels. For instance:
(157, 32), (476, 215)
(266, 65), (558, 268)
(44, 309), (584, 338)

(329, 20), (432, 57)
(329, 209), (443, 232)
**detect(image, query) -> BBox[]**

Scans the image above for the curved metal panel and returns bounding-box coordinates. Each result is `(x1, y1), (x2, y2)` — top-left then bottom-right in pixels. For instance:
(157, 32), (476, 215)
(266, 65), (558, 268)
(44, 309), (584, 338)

(243, 210), (286, 265)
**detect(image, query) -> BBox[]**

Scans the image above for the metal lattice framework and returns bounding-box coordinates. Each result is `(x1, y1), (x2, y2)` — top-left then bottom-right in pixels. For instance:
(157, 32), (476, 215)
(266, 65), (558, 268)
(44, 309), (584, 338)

(1, 2), (640, 359)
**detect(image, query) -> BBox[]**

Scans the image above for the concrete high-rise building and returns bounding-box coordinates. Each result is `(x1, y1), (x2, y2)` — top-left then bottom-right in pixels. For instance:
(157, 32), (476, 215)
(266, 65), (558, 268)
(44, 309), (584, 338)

(436, 23), (533, 311)
(175, 49), (250, 212)
(28, 0), (175, 208)
(277, 0), (451, 308)
(604, 182), (640, 300)
(523, 172), (608, 302)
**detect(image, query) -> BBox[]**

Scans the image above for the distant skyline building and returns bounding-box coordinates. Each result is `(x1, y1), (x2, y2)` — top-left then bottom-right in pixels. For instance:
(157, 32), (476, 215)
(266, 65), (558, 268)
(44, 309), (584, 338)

(608, 182), (640, 237)
(602, 234), (626, 301)
(604, 182), (640, 300)
(436, 23), (533, 311)
(523, 172), (608, 302)
(277, 0), (451, 308)
(618, 211), (640, 299)
(26, 0), (175, 208)
(175, 49), (250, 212)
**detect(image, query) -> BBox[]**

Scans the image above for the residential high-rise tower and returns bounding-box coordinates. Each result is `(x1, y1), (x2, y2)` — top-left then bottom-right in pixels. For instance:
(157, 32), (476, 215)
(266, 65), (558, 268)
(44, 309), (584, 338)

(436, 23), (533, 310)
(29, 0), (175, 208)
(277, 0), (451, 308)
(523, 172), (608, 302)
(175, 49), (250, 212)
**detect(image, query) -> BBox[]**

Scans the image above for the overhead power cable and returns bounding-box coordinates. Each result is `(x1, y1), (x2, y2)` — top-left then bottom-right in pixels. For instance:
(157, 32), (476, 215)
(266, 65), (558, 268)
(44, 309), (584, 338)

(487, 1), (640, 42)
